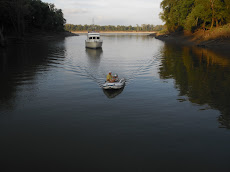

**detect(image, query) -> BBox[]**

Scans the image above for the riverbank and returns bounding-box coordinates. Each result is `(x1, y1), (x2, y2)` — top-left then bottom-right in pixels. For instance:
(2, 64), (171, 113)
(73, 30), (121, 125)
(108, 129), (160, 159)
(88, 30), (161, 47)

(24, 30), (78, 41)
(23, 30), (78, 41)
(72, 31), (156, 34)
(1, 30), (78, 47)
(155, 25), (230, 51)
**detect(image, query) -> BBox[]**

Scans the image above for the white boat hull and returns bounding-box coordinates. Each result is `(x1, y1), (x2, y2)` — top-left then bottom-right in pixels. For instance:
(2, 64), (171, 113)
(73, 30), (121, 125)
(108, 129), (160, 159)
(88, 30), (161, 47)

(102, 78), (125, 90)
(85, 41), (102, 49)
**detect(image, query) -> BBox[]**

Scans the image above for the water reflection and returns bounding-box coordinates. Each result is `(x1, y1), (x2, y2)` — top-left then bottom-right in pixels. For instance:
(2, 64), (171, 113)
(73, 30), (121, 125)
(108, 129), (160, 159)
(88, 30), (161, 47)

(85, 48), (103, 65)
(102, 87), (125, 99)
(159, 43), (230, 128)
(0, 40), (66, 111)
(0, 49), (7, 73)
(101, 34), (155, 45)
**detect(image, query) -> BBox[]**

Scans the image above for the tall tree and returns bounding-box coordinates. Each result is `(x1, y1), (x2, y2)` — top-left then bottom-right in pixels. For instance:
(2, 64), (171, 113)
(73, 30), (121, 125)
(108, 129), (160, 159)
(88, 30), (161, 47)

(0, 0), (66, 39)
(160, 0), (195, 32)
(160, 0), (230, 32)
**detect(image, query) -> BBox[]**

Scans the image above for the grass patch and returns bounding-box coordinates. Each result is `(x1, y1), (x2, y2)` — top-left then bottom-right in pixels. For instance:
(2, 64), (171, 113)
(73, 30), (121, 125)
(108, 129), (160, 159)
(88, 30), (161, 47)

(202, 24), (230, 40)
(157, 29), (169, 36)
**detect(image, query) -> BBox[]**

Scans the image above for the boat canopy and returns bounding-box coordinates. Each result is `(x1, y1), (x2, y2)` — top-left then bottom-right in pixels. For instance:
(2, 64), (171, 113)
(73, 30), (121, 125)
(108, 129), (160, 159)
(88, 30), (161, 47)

(87, 32), (100, 39)
(88, 32), (100, 35)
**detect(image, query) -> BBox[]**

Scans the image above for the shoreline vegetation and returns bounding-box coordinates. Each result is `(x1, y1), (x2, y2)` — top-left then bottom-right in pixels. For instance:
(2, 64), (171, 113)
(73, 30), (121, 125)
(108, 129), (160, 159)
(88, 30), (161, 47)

(155, 24), (230, 50)
(0, 0), (71, 47)
(65, 24), (164, 33)
(155, 27), (230, 52)
(157, 0), (230, 51)
(72, 31), (157, 34)
(17, 30), (78, 43)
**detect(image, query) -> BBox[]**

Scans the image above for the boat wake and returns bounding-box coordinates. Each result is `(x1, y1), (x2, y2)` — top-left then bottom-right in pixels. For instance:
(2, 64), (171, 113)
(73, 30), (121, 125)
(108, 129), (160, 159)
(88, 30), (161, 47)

(63, 48), (161, 89)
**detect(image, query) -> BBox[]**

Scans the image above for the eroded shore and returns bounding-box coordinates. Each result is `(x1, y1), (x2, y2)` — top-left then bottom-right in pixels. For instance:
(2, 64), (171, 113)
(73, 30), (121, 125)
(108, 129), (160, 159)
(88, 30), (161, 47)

(155, 31), (230, 52)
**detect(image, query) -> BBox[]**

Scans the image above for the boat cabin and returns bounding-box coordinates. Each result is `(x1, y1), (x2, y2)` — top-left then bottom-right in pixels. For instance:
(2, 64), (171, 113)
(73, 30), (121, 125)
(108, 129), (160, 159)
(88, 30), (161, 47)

(89, 36), (100, 40)
(85, 31), (103, 48)
(87, 32), (101, 40)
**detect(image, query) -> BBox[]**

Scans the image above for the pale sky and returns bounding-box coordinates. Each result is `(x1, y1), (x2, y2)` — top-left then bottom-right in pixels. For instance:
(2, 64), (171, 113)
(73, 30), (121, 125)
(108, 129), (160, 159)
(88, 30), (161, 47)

(43, 0), (163, 26)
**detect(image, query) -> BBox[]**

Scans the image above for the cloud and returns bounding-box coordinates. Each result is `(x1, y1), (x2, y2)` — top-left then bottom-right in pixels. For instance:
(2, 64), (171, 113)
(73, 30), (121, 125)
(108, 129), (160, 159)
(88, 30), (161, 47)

(63, 8), (88, 15)
(43, 0), (163, 25)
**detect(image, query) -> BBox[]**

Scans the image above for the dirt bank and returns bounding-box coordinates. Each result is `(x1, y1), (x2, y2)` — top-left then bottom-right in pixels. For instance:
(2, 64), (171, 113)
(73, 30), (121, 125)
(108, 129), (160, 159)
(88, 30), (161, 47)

(155, 30), (230, 51)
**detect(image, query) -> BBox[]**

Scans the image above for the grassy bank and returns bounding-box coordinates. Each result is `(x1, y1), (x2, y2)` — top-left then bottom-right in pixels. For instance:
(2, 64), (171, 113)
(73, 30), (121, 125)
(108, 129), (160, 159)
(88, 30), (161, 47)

(156, 24), (230, 50)
(193, 24), (230, 41)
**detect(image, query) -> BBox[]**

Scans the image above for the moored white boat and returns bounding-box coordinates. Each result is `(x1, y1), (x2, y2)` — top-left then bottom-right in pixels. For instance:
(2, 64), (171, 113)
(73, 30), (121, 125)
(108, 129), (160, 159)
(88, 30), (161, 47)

(85, 32), (103, 49)
(102, 78), (125, 90)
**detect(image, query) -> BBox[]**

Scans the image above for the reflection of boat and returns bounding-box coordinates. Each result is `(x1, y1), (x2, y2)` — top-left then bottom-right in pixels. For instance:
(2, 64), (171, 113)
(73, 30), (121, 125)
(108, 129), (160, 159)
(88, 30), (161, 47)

(103, 87), (124, 99)
(85, 32), (103, 49)
(85, 48), (103, 67)
(85, 48), (103, 58)
(102, 78), (125, 90)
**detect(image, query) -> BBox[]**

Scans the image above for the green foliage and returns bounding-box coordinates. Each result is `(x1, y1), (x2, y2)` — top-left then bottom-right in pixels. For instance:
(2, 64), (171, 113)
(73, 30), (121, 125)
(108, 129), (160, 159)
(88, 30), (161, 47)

(185, 1), (212, 31)
(0, 0), (66, 37)
(160, 0), (230, 32)
(65, 24), (164, 32)
(29, 1), (66, 31)
(160, 0), (195, 32)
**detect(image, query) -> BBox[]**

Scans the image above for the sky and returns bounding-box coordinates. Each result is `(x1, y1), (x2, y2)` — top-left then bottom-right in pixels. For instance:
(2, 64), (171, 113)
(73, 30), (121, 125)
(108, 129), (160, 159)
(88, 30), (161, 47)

(44, 0), (164, 26)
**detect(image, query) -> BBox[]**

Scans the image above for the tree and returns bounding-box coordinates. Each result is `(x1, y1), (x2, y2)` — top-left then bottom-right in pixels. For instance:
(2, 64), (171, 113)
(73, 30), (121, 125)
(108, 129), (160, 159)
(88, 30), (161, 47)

(160, 0), (195, 32)
(185, 0), (212, 31)
(0, 0), (66, 39)
(0, 0), (30, 37)
(160, 0), (230, 32)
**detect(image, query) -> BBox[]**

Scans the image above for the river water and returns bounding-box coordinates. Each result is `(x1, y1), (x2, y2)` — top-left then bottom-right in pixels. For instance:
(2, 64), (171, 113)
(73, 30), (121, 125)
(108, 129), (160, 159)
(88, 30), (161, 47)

(1, 34), (230, 171)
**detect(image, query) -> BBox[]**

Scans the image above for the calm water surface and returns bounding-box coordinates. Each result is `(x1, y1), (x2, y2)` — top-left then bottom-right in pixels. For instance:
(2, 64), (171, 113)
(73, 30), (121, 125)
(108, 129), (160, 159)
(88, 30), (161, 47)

(1, 34), (230, 171)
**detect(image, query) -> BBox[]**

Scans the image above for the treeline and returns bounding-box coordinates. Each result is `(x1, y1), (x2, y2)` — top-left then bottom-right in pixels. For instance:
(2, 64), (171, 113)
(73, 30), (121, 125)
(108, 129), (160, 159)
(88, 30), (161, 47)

(0, 0), (66, 38)
(65, 24), (164, 32)
(160, 0), (230, 32)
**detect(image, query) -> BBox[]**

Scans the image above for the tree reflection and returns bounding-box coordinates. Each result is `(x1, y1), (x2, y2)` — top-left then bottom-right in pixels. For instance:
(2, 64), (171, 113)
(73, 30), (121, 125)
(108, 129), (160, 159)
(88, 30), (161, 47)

(159, 43), (230, 128)
(0, 39), (66, 111)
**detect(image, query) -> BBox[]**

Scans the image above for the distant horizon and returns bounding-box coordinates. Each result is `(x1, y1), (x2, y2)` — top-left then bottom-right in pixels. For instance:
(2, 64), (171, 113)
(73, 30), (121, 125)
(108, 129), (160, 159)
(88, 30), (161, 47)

(43, 0), (164, 26)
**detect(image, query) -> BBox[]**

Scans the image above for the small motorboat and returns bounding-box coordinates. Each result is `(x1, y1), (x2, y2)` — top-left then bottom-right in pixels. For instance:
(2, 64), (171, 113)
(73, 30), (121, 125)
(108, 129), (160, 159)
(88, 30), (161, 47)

(102, 78), (125, 90)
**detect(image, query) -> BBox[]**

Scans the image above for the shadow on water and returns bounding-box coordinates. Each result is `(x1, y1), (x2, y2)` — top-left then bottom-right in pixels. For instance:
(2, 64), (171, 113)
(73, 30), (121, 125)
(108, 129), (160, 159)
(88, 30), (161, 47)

(102, 87), (125, 99)
(0, 39), (66, 111)
(159, 43), (230, 128)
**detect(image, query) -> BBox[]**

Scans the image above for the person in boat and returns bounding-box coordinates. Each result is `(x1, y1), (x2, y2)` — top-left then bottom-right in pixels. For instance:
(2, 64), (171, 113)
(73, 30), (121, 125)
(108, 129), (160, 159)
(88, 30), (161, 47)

(106, 71), (116, 82)
(113, 74), (118, 81)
